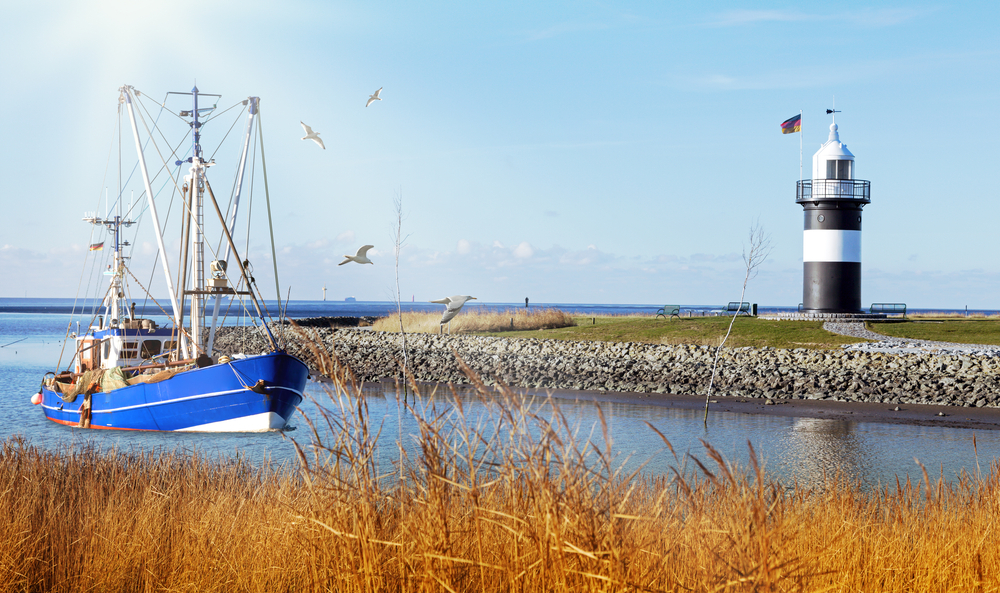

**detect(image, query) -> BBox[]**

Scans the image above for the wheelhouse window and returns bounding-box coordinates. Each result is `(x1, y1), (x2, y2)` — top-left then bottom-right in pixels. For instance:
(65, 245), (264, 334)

(122, 341), (139, 359)
(140, 340), (162, 358)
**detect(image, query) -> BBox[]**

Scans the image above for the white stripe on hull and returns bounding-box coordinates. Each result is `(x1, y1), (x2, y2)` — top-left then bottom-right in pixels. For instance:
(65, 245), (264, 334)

(803, 229), (861, 263)
(176, 412), (287, 432)
(40, 385), (303, 415)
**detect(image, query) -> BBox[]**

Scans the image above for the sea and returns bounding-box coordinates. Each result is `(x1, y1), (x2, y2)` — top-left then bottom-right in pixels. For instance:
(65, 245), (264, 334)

(3, 297), (1000, 488)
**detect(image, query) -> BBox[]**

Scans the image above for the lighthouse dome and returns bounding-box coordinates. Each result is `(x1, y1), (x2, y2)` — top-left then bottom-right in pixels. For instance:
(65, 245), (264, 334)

(813, 123), (855, 180)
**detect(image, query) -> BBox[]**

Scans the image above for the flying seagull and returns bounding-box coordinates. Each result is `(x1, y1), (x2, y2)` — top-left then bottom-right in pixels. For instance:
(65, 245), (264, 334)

(300, 122), (325, 149)
(366, 87), (382, 108)
(339, 245), (375, 266)
(430, 295), (477, 333)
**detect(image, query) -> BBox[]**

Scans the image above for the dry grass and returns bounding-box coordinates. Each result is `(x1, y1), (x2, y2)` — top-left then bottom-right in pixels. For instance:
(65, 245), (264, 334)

(370, 307), (575, 334)
(0, 438), (309, 591)
(909, 312), (1000, 319)
(5, 355), (1000, 591)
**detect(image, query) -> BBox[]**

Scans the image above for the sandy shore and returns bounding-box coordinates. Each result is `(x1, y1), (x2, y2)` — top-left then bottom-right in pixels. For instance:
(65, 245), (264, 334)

(530, 387), (1000, 431)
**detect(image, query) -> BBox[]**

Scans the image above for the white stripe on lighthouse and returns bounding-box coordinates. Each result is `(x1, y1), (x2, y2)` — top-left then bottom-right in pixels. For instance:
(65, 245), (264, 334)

(803, 229), (861, 262)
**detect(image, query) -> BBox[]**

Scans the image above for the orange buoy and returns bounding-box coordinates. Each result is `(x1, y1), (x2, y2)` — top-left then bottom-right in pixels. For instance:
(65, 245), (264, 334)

(30, 392), (42, 405)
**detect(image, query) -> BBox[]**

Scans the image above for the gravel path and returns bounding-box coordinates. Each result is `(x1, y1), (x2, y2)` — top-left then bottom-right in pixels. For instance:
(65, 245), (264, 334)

(824, 321), (1000, 356)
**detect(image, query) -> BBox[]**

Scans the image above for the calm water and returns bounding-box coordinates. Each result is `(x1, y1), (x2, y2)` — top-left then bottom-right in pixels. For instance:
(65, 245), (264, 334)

(3, 300), (1000, 488)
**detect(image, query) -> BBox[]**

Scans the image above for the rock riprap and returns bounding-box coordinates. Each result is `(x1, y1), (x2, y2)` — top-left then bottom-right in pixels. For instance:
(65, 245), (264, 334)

(212, 324), (1000, 408)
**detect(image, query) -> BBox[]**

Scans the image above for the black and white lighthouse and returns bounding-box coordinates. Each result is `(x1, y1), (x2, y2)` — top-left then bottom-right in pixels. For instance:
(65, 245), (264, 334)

(796, 121), (871, 313)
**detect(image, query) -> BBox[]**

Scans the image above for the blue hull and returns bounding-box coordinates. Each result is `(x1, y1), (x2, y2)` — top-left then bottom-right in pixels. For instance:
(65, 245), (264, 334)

(41, 353), (309, 432)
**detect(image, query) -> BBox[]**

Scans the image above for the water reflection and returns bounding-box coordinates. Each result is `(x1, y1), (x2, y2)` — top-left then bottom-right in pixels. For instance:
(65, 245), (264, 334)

(781, 418), (873, 486)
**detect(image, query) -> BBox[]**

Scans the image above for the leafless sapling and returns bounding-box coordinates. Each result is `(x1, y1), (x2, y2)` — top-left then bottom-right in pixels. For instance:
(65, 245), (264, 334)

(703, 221), (772, 423)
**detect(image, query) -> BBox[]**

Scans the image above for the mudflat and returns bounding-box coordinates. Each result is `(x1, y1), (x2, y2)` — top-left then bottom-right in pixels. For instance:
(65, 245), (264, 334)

(525, 386), (1000, 431)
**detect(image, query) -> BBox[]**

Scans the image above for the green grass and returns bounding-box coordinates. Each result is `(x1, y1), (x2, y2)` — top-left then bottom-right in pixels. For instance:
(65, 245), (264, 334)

(868, 318), (1000, 345)
(476, 315), (867, 349)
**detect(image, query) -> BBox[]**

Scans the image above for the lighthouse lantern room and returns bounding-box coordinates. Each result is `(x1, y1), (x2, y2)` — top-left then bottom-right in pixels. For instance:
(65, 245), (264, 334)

(795, 121), (871, 313)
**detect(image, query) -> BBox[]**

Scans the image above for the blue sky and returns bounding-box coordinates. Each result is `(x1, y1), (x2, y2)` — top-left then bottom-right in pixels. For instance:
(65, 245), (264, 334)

(1, 1), (998, 308)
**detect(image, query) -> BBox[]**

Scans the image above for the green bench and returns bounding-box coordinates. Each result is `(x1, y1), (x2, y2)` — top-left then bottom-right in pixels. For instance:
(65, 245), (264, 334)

(721, 302), (751, 316)
(871, 303), (906, 317)
(656, 305), (681, 319)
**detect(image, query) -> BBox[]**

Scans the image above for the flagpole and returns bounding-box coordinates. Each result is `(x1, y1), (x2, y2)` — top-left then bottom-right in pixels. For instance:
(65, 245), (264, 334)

(799, 109), (803, 182)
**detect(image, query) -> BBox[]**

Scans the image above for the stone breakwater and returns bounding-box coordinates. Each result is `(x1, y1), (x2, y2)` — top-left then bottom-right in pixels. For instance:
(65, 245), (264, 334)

(212, 325), (1000, 408)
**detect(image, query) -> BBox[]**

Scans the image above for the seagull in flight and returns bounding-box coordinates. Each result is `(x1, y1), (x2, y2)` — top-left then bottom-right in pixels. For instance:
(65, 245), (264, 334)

(430, 295), (477, 333)
(339, 245), (375, 266)
(366, 87), (382, 108)
(300, 122), (325, 149)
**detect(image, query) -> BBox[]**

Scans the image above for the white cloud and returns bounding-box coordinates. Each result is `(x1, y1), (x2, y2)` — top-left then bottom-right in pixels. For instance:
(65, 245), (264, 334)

(457, 239), (471, 254)
(513, 242), (534, 259)
(492, 240), (505, 249)
(336, 231), (355, 243)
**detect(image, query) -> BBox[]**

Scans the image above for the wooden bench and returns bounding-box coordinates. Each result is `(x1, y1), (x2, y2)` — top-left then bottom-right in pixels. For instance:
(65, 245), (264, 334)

(871, 303), (906, 317)
(656, 305), (681, 319)
(721, 302), (751, 316)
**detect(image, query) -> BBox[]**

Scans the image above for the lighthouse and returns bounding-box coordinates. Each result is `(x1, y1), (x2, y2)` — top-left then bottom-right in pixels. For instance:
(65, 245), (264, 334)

(796, 120), (870, 313)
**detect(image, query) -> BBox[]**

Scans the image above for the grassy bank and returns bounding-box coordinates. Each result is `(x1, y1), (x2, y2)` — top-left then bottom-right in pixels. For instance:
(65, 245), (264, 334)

(367, 311), (1000, 349)
(479, 315), (866, 349)
(4, 363), (1000, 591)
(870, 318), (1000, 345)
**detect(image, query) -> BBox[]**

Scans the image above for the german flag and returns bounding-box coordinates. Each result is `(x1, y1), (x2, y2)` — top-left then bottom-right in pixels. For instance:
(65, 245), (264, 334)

(89, 242), (104, 251)
(781, 114), (801, 134)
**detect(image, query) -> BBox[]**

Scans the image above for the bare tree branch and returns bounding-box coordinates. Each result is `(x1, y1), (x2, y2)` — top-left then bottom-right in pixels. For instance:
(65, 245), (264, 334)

(391, 190), (411, 404)
(704, 220), (773, 423)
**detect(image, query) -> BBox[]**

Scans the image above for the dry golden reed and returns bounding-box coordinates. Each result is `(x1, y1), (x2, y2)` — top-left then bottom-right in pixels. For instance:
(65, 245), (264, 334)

(370, 307), (575, 334)
(909, 312), (1000, 319)
(4, 355), (1000, 591)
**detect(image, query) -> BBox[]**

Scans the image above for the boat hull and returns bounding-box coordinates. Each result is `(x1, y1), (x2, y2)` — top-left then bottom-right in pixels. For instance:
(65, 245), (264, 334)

(40, 352), (309, 432)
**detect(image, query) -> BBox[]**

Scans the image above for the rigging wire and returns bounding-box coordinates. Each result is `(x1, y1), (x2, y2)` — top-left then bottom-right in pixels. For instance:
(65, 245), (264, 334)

(135, 88), (190, 126)
(201, 99), (246, 125)
(245, 121), (257, 263)
(215, 125), (260, 333)
(206, 102), (249, 164)
(212, 104), (254, 258)
(255, 106), (282, 321)
(139, 164), (184, 326)
(131, 90), (224, 265)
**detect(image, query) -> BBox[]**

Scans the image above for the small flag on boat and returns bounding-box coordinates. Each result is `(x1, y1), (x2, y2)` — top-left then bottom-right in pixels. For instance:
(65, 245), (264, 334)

(780, 114), (802, 134)
(89, 242), (104, 251)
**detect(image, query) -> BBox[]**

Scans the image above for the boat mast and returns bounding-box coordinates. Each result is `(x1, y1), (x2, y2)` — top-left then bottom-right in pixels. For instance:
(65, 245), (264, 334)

(189, 85), (206, 356)
(121, 86), (183, 352)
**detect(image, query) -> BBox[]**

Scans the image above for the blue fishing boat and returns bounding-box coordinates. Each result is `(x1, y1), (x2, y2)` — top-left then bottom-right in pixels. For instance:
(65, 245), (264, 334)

(35, 84), (308, 431)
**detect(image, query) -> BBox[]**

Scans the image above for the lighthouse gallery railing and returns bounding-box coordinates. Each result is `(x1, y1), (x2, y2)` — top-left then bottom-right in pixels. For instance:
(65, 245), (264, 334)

(796, 179), (870, 204)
